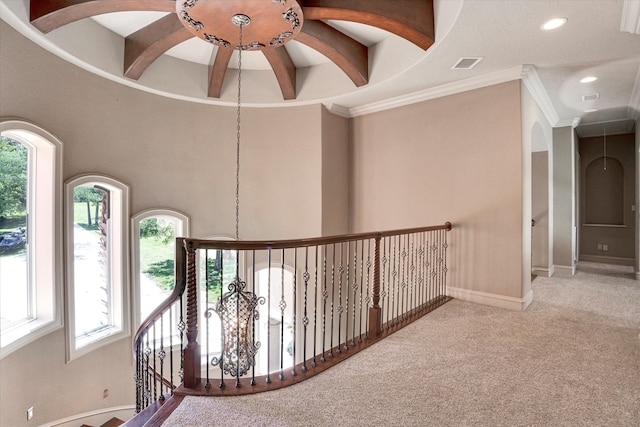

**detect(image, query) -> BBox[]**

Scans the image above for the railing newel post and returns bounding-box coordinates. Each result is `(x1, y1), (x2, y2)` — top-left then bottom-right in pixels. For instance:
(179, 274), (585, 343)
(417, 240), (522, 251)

(183, 239), (200, 389)
(368, 234), (383, 337)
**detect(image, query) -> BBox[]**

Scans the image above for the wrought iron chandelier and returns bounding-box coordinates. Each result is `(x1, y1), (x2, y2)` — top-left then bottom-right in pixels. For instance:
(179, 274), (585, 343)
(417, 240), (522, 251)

(186, 1), (303, 386)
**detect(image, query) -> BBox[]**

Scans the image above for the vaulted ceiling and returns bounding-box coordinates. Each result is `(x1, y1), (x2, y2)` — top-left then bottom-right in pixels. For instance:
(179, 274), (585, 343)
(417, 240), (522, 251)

(1, 0), (640, 136)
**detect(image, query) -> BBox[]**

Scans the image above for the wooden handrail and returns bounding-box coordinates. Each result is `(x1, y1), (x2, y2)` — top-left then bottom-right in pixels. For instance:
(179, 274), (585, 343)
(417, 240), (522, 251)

(180, 222), (452, 251)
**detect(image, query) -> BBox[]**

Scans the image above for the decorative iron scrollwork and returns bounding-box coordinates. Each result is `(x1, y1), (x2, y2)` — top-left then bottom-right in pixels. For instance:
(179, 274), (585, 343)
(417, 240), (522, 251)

(180, 11), (203, 32)
(270, 32), (293, 46)
(204, 33), (230, 47)
(283, 8), (300, 30)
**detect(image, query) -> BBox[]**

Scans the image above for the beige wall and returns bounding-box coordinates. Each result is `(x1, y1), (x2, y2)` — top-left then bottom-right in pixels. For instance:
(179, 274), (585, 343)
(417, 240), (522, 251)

(350, 80), (528, 306)
(321, 107), (350, 236)
(0, 21), (328, 426)
(552, 126), (577, 275)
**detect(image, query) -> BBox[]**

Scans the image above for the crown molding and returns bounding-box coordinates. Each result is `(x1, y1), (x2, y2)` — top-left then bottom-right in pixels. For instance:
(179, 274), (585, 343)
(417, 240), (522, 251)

(520, 65), (560, 127)
(348, 66), (529, 118)
(347, 65), (561, 127)
(621, 0), (640, 34)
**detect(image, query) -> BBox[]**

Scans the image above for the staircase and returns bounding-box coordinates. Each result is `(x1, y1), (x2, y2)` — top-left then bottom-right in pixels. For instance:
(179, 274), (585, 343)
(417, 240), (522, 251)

(81, 417), (125, 427)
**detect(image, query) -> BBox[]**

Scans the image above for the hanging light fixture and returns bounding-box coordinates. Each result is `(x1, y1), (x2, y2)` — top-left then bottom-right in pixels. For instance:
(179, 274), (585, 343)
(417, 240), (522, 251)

(178, 1), (304, 387)
(603, 125), (607, 171)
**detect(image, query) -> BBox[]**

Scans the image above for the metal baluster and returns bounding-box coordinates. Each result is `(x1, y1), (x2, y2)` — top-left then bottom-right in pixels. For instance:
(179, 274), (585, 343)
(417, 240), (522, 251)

(342, 241), (349, 352)
(443, 229), (449, 301)
(358, 239), (365, 342)
(251, 250), (257, 385)
(382, 237), (388, 329)
(391, 236), (397, 325)
(351, 240), (358, 346)
(279, 249), (285, 380)
(159, 313), (165, 400)
(266, 248), (272, 383)
(169, 299), (174, 395)
(302, 247), (309, 372)
(320, 245), (327, 363)
(337, 242), (344, 354)
(135, 341), (141, 412)
(329, 243), (336, 358)
(410, 234), (415, 316)
(219, 250), (225, 389)
(291, 248), (298, 376)
(313, 245), (319, 367)
(152, 324), (157, 401)
(401, 234), (407, 320)
(365, 239), (371, 338)
(204, 250), (211, 389)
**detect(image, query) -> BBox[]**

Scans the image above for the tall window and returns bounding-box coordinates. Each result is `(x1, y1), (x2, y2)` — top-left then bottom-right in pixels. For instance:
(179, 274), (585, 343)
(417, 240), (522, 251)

(66, 175), (129, 360)
(0, 120), (62, 358)
(131, 209), (189, 328)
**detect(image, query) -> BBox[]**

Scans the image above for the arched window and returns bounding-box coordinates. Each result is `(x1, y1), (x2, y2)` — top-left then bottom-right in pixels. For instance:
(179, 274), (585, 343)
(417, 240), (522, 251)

(131, 209), (190, 327)
(65, 174), (130, 360)
(0, 120), (62, 358)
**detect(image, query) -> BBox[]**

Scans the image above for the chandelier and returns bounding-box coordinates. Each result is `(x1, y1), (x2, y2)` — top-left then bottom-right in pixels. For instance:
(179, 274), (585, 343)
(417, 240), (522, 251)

(189, 2), (291, 386)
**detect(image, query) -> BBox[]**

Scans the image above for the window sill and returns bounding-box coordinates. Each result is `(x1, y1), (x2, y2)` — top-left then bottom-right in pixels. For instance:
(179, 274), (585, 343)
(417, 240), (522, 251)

(1, 317), (62, 359)
(67, 327), (130, 362)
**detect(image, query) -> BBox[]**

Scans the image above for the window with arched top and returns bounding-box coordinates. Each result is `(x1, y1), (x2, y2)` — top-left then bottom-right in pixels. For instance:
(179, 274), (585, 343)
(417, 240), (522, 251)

(131, 209), (190, 328)
(65, 174), (130, 361)
(0, 119), (63, 359)
(585, 157), (624, 225)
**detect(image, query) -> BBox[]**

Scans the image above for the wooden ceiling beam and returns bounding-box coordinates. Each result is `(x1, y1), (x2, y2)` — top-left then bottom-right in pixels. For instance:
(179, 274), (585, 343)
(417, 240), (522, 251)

(301, 0), (435, 50)
(124, 14), (192, 80)
(208, 47), (233, 99)
(30, 0), (175, 33)
(262, 47), (297, 100)
(297, 19), (368, 87)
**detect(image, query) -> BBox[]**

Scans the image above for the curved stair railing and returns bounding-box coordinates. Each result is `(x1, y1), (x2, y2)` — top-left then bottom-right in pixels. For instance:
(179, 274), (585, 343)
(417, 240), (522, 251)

(133, 223), (452, 413)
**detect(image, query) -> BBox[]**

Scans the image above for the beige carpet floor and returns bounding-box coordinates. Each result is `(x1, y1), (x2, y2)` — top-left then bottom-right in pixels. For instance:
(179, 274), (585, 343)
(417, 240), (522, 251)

(162, 262), (640, 426)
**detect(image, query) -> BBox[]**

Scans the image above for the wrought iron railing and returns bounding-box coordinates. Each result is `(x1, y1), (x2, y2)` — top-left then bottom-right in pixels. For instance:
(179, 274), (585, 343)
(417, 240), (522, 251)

(133, 223), (452, 412)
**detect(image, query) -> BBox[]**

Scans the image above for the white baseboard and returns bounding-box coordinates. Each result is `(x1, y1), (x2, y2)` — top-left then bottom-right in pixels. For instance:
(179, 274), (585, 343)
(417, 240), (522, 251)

(553, 264), (575, 277)
(38, 405), (135, 427)
(447, 286), (533, 311)
(532, 267), (552, 277)
(579, 254), (635, 266)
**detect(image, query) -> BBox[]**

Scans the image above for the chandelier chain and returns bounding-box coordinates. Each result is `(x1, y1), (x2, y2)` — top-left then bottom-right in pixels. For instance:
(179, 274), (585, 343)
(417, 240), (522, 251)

(235, 23), (243, 241)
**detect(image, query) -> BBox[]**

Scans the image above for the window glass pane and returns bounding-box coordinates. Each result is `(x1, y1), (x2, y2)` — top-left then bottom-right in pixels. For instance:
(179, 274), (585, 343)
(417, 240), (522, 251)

(73, 185), (109, 342)
(139, 217), (176, 321)
(0, 136), (29, 329)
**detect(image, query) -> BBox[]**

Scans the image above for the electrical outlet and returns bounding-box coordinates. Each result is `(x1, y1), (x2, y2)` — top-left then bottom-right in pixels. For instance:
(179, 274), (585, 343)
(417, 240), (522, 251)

(602, 244), (608, 251)
(27, 407), (33, 421)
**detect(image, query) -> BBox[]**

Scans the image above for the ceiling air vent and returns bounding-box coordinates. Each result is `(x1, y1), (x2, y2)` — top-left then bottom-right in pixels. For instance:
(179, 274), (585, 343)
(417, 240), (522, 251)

(452, 57), (483, 70)
(582, 93), (600, 102)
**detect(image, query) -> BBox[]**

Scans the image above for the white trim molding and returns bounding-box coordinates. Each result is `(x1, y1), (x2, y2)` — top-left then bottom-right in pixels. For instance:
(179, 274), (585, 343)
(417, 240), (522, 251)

(552, 264), (576, 277)
(447, 286), (533, 311)
(621, 0), (640, 34)
(532, 267), (553, 278)
(37, 405), (135, 427)
(520, 65), (560, 127)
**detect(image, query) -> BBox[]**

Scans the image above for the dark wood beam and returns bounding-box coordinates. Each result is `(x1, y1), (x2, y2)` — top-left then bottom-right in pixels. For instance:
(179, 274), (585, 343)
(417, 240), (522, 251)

(208, 47), (233, 99)
(30, 0), (175, 33)
(297, 19), (367, 87)
(301, 0), (435, 50)
(124, 14), (192, 80)
(262, 46), (296, 100)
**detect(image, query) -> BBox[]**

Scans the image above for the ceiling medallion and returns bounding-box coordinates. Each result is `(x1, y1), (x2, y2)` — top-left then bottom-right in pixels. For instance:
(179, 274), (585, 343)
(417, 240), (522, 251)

(177, 0), (304, 50)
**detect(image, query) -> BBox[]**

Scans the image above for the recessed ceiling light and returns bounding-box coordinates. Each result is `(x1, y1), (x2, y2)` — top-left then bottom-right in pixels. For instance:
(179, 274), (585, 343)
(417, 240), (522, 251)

(584, 108), (598, 113)
(541, 17), (568, 30)
(580, 76), (598, 83)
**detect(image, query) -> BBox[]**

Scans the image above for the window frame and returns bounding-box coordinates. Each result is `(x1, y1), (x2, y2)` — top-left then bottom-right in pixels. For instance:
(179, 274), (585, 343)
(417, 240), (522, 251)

(0, 119), (63, 359)
(131, 208), (190, 330)
(65, 174), (130, 361)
